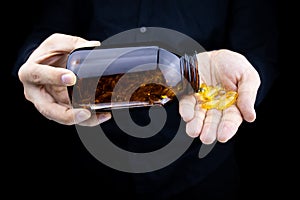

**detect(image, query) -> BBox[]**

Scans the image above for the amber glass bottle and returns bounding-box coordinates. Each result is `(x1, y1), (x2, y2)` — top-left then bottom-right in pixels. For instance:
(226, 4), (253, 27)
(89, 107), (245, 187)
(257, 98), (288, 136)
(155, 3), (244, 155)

(67, 46), (199, 111)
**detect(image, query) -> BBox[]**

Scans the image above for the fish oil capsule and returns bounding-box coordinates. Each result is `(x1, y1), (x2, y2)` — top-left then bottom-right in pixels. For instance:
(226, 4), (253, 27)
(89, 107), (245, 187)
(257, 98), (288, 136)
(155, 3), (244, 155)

(197, 84), (238, 110)
(216, 91), (238, 110)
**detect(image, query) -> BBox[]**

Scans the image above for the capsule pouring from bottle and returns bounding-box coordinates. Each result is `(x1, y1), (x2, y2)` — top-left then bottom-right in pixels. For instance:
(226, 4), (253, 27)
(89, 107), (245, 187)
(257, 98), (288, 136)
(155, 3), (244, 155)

(66, 46), (200, 111)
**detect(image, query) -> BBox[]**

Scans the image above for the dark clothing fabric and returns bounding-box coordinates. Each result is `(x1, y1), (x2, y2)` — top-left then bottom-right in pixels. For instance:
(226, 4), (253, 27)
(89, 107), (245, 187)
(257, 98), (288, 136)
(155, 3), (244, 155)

(13, 0), (278, 198)
(13, 0), (278, 105)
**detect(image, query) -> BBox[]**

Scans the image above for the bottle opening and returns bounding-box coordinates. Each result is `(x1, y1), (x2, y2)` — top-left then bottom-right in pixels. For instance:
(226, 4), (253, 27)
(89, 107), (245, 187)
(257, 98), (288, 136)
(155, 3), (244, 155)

(180, 52), (200, 93)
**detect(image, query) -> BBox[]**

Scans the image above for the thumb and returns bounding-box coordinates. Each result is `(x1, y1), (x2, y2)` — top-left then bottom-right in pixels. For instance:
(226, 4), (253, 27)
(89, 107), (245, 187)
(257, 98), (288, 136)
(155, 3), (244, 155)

(75, 40), (101, 49)
(29, 33), (100, 60)
(237, 69), (260, 122)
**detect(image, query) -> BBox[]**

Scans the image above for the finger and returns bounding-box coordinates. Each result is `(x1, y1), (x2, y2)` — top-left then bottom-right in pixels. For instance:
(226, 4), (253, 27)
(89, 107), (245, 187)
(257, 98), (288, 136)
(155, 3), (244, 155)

(179, 95), (197, 122)
(200, 109), (222, 144)
(78, 112), (112, 126)
(37, 103), (91, 125)
(186, 105), (206, 138)
(238, 68), (260, 122)
(45, 85), (70, 105)
(217, 106), (243, 143)
(19, 62), (76, 86)
(26, 85), (91, 125)
(32, 87), (111, 126)
(29, 33), (100, 59)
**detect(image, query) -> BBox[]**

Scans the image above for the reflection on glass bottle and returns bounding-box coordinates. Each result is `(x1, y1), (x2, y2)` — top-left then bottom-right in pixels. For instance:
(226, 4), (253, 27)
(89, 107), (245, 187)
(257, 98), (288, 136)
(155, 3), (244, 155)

(67, 46), (199, 111)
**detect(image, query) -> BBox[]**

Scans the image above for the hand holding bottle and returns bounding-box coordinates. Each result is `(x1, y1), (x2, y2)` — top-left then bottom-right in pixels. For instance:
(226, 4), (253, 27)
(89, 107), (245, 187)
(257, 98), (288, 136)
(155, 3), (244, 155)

(18, 33), (112, 126)
(179, 50), (260, 144)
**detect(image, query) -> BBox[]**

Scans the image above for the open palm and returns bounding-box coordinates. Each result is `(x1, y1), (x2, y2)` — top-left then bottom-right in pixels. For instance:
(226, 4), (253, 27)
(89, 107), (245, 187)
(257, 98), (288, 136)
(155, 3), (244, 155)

(179, 49), (260, 144)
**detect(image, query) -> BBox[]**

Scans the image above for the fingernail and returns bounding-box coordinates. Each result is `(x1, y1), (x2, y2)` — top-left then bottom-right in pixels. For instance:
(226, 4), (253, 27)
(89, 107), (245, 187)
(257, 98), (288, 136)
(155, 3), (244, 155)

(61, 74), (75, 85)
(89, 41), (101, 46)
(217, 126), (230, 143)
(76, 110), (91, 123)
(218, 136), (228, 143)
(249, 111), (256, 122)
(82, 41), (101, 48)
(201, 137), (216, 145)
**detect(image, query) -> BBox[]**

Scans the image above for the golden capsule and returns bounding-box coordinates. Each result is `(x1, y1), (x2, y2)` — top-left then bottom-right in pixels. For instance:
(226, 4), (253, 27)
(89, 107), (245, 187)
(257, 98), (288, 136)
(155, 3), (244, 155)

(205, 85), (223, 100)
(217, 91), (238, 110)
(197, 83), (238, 110)
(201, 99), (220, 110)
(199, 83), (223, 101)
(198, 83), (208, 95)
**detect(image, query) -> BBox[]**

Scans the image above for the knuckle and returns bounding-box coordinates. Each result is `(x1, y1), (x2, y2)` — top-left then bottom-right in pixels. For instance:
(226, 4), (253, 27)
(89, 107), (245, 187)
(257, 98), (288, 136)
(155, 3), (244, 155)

(18, 65), (26, 83)
(29, 67), (43, 84)
(18, 63), (31, 83)
(18, 62), (44, 85)
(23, 90), (33, 101)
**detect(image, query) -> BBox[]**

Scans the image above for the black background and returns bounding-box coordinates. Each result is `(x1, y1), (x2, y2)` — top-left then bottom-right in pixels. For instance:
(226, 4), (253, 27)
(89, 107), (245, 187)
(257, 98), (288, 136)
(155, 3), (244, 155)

(2, 0), (290, 198)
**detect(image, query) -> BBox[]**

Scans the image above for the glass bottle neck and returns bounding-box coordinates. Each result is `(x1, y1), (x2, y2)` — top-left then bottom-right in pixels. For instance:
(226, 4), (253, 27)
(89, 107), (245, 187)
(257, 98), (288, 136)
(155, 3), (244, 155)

(180, 52), (200, 93)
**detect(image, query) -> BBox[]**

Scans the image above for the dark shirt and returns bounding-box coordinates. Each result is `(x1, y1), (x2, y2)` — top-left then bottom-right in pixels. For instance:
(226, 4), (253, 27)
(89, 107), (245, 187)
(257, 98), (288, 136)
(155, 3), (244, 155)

(13, 0), (278, 198)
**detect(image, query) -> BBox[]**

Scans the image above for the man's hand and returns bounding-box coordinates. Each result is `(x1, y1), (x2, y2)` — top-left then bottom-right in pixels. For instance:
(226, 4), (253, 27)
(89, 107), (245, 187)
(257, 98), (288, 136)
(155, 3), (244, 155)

(179, 49), (260, 144)
(18, 33), (111, 126)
